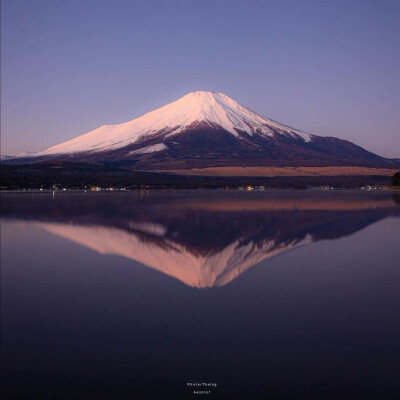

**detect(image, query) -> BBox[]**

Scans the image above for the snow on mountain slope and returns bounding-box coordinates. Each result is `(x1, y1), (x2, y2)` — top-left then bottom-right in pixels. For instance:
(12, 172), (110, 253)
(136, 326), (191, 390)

(128, 143), (168, 155)
(29, 91), (313, 157)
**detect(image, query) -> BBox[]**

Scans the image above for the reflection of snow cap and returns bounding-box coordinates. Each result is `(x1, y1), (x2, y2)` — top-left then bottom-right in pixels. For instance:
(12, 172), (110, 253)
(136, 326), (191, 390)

(35, 222), (313, 288)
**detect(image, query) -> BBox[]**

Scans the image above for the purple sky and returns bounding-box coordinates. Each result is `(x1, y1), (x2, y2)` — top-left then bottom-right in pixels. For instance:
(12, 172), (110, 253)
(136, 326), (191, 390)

(1, 0), (399, 158)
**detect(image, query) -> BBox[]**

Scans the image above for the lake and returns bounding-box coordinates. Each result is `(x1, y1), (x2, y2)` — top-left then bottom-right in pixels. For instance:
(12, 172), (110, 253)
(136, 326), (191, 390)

(1, 190), (400, 399)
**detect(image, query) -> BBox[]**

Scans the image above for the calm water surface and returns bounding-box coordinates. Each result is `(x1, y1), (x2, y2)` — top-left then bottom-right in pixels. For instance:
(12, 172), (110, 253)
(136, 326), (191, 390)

(1, 191), (400, 399)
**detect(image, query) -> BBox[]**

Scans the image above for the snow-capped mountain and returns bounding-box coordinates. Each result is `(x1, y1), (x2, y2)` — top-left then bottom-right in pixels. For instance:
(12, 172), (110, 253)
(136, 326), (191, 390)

(22, 91), (313, 156)
(8, 91), (395, 168)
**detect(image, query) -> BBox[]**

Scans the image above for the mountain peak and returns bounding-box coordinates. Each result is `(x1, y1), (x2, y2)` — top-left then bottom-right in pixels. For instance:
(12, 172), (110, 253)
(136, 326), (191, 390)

(7, 89), (393, 169)
(183, 90), (224, 96)
(30, 90), (313, 157)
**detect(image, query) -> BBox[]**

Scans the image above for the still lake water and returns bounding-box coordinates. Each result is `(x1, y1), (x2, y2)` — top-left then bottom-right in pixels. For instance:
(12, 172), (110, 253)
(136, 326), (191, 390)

(1, 190), (400, 399)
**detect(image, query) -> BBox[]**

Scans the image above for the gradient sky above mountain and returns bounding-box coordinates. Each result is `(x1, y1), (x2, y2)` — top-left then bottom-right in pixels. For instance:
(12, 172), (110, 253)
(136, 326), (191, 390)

(1, 0), (399, 158)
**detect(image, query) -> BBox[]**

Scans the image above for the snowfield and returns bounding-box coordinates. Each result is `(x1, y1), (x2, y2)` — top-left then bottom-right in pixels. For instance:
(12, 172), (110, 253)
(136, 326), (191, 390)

(128, 143), (168, 155)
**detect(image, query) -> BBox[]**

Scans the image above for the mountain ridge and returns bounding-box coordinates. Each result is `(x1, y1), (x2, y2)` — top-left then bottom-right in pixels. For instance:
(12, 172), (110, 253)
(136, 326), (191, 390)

(3, 91), (398, 169)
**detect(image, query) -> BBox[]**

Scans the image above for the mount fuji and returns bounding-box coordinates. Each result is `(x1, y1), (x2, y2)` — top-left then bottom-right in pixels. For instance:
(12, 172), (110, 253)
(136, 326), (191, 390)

(6, 91), (397, 169)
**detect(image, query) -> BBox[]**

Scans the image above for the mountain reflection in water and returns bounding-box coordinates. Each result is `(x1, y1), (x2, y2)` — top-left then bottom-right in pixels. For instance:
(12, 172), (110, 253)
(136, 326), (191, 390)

(2, 191), (399, 288)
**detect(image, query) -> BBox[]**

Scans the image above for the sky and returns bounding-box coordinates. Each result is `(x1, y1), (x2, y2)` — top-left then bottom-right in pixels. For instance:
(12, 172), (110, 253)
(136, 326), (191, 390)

(1, 0), (399, 158)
